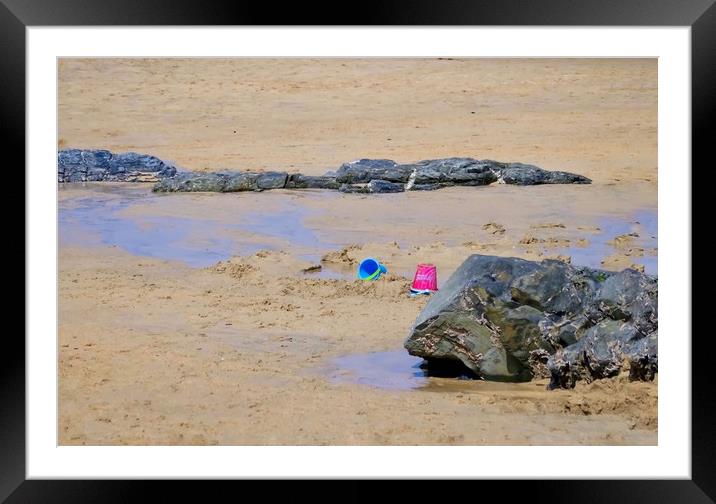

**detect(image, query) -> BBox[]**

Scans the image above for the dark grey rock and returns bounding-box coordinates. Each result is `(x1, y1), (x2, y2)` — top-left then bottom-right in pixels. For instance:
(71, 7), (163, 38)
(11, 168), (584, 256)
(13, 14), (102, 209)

(498, 163), (550, 185)
(222, 172), (259, 192)
(83, 150), (113, 181)
(109, 152), (164, 172)
(338, 183), (366, 194)
(335, 159), (413, 184)
(405, 158), (502, 185)
(338, 180), (405, 194)
(548, 320), (639, 387)
(626, 332), (658, 381)
(58, 149), (86, 182)
(108, 152), (176, 179)
(58, 149), (176, 182)
(58, 149), (84, 168)
(499, 163), (591, 185)
(81, 149), (111, 166)
(405, 255), (557, 382)
(545, 268), (657, 388)
(285, 174), (340, 190)
(593, 268), (658, 334)
(404, 255), (656, 387)
(257, 171), (288, 189)
(154, 170), (291, 193)
(60, 150), (592, 192)
(367, 180), (404, 193)
(153, 172), (227, 192)
(409, 183), (443, 191)
(545, 170), (592, 184)
(334, 157), (589, 189)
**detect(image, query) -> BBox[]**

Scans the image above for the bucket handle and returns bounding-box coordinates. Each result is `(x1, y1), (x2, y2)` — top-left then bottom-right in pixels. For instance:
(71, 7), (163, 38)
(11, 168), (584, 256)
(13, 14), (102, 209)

(364, 267), (382, 280)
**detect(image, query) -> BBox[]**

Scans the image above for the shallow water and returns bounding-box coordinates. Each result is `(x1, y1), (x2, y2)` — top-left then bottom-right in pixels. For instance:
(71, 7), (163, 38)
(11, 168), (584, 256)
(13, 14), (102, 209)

(326, 349), (545, 392)
(61, 196), (239, 267)
(327, 350), (486, 390)
(59, 184), (337, 268)
(328, 350), (429, 390)
(554, 209), (657, 275)
(59, 184), (657, 275)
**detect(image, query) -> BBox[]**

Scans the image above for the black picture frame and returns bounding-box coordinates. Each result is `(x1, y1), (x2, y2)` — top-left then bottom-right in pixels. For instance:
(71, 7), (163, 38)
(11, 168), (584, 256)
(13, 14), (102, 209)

(7, 0), (708, 501)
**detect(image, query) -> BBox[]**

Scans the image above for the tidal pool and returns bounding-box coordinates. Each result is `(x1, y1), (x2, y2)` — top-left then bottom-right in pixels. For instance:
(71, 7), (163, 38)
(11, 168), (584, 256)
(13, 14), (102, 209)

(59, 184), (657, 275)
(59, 183), (337, 268)
(556, 209), (657, 275)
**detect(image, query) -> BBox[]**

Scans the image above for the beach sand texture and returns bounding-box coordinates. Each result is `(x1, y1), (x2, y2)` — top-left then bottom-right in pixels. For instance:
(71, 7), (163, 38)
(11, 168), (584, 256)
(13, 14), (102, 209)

(58, 59), (658, 445)
(59, 58), (657, 183)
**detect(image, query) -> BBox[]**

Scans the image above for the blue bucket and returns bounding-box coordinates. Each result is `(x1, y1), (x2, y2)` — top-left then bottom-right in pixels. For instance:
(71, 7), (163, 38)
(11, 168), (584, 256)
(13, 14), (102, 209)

(357, 257), (387, 280)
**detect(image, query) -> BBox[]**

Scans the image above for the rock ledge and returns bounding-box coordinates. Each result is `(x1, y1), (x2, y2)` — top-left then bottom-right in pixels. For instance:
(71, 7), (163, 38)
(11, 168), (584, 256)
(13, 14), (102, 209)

(404, 254), (657, 388)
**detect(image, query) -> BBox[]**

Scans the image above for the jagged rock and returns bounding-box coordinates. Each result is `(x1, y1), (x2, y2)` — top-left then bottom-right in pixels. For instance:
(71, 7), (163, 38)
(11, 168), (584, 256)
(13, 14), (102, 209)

(154, 172), (227, 192)
(409, 183), (442, 191)
(60, 150), (592, 193)
(626, 332), (658, 381)
(257, 171), (289, 189)
(223, 172), (259, 191)
(58, 149), (87, 182)
(370, 180), (404, 193)
(546, 269), (658, 388)
(82, 149), (113, 181)
(285, 174), (340, 189)
(404, 255), (656, 387)
(58, 149), (176, 182)
(337, 183), (363, 194)
(339, 180), (405, 193)
(499, 163), (591, 185)
(545, 171), (592, 184)
(368, 180), (404, 193)
(335, 157), (589, 188)
(407, 158), (502, 185)
(335, 159), (413, 184)
(153, 171), (290, 192)
(108, 152), (172, 174)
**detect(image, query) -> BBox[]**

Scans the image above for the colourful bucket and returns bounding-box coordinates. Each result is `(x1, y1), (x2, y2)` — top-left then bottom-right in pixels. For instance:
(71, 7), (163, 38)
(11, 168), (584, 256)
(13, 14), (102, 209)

(357, 258), (387, 280)
(411, 263), (438, 292)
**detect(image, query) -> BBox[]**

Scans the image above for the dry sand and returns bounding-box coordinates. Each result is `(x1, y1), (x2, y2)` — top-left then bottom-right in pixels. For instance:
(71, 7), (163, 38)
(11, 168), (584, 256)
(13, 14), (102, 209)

(59, 58), (657, 184)
(58, 59), (657, 445)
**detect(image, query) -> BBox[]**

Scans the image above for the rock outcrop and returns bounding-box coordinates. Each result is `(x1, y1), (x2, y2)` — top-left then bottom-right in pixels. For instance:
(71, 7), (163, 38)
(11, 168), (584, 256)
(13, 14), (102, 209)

(284, 174), (341, 190)
(339, 180), (405, 194)
(153, 171), (291, 192)
(335, 157), (590, 192)
(58, 149), (176, 182)
(152, 157), (590, 193)
(403, 254), (657, 388)
(58, 149), (592, 193)
(335, 159), (413, 184)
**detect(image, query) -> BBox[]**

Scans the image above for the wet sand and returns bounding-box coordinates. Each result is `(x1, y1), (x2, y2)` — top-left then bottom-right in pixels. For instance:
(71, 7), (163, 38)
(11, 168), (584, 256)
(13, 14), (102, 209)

(59, 242), (657, 445)
(59, 183), (657, 445)
(58, 59), (657, 445)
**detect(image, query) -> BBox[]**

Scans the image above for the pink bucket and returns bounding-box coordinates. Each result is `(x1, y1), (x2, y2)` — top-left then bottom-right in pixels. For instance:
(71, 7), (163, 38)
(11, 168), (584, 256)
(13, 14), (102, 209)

(411, 264), (438, 292)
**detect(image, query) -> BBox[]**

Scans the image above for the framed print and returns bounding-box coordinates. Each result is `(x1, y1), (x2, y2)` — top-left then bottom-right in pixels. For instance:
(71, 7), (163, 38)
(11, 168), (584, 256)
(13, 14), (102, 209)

(8, 0), (709, 500)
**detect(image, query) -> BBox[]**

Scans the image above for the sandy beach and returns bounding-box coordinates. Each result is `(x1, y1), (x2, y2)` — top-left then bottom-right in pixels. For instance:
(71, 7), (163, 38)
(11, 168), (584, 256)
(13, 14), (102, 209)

(58, 58), (657, 445)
